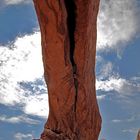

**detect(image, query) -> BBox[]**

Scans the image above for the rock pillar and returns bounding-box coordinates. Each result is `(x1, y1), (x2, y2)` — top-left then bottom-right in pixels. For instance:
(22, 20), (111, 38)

(33, 0), (101, 139)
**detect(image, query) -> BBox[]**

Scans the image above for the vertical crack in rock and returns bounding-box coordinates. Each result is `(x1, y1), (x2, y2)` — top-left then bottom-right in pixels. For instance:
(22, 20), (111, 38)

(64, 0), (78, 112)
(64, 0), (76, 67)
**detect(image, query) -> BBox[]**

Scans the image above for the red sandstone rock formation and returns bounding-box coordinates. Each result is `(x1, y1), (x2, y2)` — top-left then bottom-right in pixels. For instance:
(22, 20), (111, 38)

(33, 0), (101, 139)
(137, 130), (140, 140)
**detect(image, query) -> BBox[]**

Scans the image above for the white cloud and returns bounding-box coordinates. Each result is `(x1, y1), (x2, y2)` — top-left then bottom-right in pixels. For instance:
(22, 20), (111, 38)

(97, 0), (139, 52)
(0, 115), (40, 124)
(23, 93), (49, 117)
(0, 32), (49, 118)
(96, 76), (140, 95)
(14, 133), (33, 140)
(3, 0), (31, 5)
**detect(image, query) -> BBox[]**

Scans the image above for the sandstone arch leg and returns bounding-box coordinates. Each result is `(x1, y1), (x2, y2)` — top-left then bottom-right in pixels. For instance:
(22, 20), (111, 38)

(33, 0), (101, 140)
(74, 0), (101, 139)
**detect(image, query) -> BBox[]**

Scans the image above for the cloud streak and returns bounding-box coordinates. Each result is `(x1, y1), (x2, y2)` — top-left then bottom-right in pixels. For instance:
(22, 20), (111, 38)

(14, 133), (33, 140)
(96, 76), (140, 96)
(122, 128), (139, 134)
(3, 0), (31, 5)
(112, 114), (140, 123)
(0, 115), (40, 124)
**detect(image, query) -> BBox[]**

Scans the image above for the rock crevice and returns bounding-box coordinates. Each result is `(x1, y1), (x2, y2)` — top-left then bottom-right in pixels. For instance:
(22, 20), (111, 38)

(64, 0), (78, 113)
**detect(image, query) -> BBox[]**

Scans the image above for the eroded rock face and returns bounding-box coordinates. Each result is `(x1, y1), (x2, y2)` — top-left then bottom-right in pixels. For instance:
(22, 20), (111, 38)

(33, 0), (101, 139)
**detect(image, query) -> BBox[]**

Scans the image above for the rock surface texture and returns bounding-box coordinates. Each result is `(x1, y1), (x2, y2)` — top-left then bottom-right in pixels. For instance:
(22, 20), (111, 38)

(33, 0), (101, 140)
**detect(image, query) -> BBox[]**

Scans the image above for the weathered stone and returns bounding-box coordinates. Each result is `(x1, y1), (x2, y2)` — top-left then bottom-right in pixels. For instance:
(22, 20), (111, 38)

(33, 0), (101, 139)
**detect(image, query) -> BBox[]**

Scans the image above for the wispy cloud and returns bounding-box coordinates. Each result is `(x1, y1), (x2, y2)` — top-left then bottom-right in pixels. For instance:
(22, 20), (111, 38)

(96, 58), (114, 80)
(96, 76), (140, 96)
(122, 128), (139, 134)
(112, 119), (122, 123)
(96, 55), (140, 99)
(14, 133), (33, 140)
(0, 114), (40, 124)
(3, 0), (31, 5)
(112, 114), (140, 123)
(97, 0), (140, 53)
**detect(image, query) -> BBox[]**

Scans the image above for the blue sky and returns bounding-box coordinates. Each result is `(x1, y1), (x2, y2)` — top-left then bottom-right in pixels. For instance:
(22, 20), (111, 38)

(0, 0), (140, 140)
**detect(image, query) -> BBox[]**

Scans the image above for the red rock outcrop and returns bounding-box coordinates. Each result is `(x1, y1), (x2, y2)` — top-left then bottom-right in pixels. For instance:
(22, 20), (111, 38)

(137, 130), (140, 140)
(33, 0), (101, 139)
